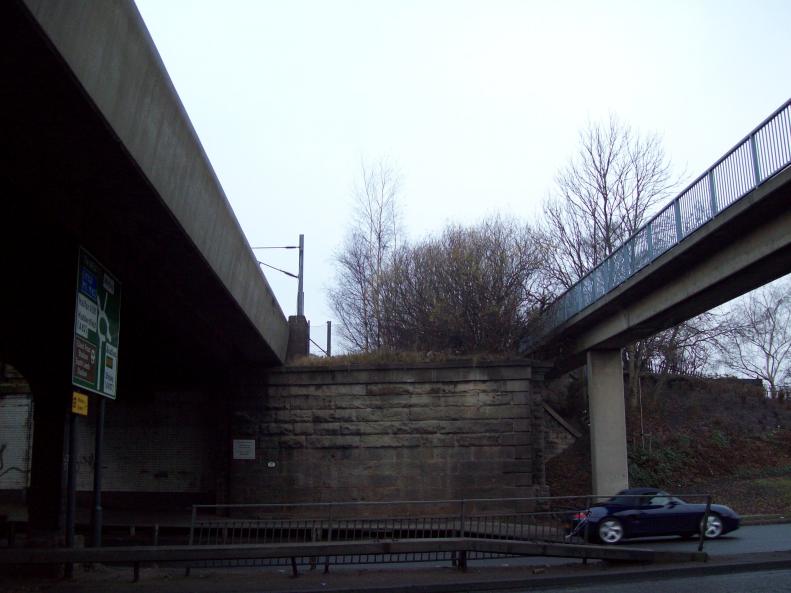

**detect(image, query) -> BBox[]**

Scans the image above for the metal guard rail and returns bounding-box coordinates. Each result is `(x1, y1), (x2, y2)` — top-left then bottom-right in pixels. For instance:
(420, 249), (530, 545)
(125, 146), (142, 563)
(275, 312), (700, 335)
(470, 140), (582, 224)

(184, 493), (715, 569)
(0, 537), (707, 582)
(0, 494), (713, 582)
(531, 98), (791, 344)
(187, 495), (576, 569)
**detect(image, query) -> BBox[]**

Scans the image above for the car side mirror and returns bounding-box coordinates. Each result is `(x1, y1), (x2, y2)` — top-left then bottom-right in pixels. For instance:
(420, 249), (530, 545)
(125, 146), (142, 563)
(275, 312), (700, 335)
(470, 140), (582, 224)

(667, 500), (678, 507)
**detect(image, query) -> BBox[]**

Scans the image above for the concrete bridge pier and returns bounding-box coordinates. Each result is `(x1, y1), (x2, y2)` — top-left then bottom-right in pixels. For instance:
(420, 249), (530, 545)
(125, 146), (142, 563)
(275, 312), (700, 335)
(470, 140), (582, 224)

(587, 349), (629, 497)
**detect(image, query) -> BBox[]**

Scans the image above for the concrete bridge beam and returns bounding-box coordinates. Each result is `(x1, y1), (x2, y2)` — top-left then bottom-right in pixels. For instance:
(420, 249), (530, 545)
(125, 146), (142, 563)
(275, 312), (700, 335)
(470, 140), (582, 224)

(587, 349), (629, 497)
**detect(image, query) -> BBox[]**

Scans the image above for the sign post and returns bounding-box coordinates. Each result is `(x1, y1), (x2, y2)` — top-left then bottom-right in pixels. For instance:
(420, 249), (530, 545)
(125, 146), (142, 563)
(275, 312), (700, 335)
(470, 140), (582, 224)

(64, 407), (78, 577)
(70, 248), (121, 550)
(92, 398), (106, 547)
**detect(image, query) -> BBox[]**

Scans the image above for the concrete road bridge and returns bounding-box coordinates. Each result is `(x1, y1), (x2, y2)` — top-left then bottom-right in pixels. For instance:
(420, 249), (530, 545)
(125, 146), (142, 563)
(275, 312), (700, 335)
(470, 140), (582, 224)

(1, 0), (290, 528)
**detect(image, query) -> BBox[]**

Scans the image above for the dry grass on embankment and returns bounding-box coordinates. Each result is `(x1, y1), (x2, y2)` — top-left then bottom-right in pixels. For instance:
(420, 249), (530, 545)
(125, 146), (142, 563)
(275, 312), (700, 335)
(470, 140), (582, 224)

(546, 375), (791, 516)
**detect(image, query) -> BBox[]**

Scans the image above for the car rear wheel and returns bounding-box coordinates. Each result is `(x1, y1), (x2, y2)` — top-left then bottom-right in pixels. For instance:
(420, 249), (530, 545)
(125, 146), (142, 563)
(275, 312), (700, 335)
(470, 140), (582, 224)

(702, 513), (723, 539)
(598, 518), (624, 544)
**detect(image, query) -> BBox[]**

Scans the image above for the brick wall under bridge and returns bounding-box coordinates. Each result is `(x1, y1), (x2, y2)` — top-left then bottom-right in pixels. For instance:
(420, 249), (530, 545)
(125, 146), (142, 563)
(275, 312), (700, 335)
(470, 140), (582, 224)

(230, 361), (551, 505)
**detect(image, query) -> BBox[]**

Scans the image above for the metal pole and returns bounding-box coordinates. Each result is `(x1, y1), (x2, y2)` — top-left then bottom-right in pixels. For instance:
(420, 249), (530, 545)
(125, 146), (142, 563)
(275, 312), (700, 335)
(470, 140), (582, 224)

(324, 505), (332, 574)
(646, 221), (654, 262)
(65, 408), (78, 577)
(749, 134), (762, 187)
(91, 397), (105, 547)
(185, 505), (196, 576)
(326, 321), (331, 357)
(708, 170), (719, 218)
(459, 499), (465, 538)
(698, 495), (712, 553)
(673, 199), (683, 243)
(297, 234), (304, 316)
(583, 495), (591, 554)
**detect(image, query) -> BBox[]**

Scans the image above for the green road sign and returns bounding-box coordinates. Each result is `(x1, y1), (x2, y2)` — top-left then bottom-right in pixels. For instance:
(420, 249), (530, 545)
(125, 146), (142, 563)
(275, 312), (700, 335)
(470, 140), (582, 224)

(72, 248), (121, 399)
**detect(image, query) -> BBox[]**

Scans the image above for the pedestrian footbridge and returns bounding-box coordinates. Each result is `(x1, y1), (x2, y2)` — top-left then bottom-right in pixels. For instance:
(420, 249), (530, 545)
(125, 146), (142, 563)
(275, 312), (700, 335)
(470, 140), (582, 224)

(525, 99), (791, 496)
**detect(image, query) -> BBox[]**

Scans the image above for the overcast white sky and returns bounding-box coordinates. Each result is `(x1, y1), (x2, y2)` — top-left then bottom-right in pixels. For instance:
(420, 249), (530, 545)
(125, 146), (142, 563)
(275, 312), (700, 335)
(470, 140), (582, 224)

(134, 0), (790, 354)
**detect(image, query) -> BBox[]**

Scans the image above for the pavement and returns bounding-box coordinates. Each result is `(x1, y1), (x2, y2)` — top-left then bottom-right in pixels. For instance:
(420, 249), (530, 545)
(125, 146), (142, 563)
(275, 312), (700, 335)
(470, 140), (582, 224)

(2, 548), (790, 593)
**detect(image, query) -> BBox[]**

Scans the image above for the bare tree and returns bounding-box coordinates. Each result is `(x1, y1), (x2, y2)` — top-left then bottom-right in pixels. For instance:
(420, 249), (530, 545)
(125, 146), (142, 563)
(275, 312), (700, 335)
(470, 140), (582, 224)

(378, 216), (546, 353)
(642, 313), (723, 376)
(537, 116), (718, 400)
(539, 115), (677, 291)
(715, 277), (791, 398)
(329, 159), (402, 352)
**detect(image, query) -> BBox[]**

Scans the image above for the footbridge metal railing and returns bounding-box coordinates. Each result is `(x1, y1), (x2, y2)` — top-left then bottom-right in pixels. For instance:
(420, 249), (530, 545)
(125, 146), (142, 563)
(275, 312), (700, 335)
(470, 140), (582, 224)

(530, 98), (791, 346)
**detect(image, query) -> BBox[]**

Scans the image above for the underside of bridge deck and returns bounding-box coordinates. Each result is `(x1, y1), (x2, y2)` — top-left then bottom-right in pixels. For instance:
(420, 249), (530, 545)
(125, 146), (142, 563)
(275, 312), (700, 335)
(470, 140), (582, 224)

(1, 0), (287, 527)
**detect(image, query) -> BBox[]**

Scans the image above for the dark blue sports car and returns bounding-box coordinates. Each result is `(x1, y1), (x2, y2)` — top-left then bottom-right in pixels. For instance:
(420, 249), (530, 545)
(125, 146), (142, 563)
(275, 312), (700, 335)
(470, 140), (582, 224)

(568, 487), (741, 544)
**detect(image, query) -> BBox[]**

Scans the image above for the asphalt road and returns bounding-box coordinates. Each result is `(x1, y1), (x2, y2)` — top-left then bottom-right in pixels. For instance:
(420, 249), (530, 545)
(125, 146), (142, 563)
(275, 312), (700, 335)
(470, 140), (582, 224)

(500, 569), (791, 593)
(609, 523), (791, 555)
(475, 524), (791, 593)
(418, 523), (791, 571)
(267, 523), (791, 573)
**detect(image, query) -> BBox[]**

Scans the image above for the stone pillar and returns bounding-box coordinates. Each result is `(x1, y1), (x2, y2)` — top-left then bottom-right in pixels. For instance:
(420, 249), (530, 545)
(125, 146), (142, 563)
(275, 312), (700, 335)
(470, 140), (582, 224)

(286, 315), (309, 362)
(586, 349), (629, 497)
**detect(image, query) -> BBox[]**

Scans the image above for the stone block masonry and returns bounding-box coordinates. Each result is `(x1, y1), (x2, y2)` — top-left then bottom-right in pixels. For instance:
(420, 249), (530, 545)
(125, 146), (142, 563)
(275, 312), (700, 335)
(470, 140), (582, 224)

(231, 361), (550, 504)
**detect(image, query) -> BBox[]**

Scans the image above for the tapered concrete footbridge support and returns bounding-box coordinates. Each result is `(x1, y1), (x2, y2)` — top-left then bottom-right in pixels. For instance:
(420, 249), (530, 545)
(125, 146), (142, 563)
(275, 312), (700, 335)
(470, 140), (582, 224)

(587, 350), (629, 496)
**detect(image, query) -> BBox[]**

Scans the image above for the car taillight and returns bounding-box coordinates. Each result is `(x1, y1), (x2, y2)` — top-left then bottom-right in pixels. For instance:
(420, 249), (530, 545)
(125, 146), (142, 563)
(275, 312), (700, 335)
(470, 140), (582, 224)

(573, 512), (588, 520)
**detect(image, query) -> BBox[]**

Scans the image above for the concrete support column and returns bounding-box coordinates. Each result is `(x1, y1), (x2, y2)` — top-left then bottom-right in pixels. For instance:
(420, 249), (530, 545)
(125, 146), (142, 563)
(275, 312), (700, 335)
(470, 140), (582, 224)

(586, 349), (629, 497)
(286, 315), (309, 362)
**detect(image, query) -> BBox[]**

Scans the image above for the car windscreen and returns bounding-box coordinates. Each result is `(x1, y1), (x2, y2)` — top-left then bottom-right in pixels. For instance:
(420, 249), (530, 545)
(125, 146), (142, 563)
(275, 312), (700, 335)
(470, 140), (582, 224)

(607, 495), (643, 505)
(606, 493), (687, 506)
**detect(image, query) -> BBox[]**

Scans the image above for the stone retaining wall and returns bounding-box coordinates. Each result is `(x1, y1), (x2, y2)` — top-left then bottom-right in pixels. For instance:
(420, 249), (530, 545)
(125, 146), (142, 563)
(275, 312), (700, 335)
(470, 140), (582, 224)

(230, 361), (549, 504)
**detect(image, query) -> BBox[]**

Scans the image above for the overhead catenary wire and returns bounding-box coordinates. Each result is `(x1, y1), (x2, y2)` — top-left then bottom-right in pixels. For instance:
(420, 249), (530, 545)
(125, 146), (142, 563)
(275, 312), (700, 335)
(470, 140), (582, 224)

(257, 260), (299, 279)
(251, 236), (304, 316)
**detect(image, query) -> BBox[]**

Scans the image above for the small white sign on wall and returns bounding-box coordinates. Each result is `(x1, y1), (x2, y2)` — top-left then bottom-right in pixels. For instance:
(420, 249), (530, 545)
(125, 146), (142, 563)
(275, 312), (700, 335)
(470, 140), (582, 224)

(232, 439), (256, 460)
